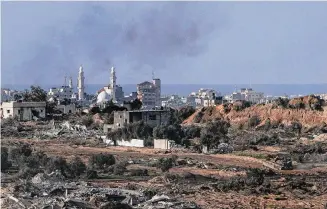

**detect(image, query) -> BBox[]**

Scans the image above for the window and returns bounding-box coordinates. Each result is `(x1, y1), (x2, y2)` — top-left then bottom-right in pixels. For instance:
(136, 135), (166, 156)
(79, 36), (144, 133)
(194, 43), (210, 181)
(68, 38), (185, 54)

(7, 110), (10, 113)
(149, 114), (156, 120)
(40, 110), (43, 113)
(119, 115), (122, 118)
(69, 110), (72, 113)
(125, 119), (127, 123)
(18, 110), (20, 114)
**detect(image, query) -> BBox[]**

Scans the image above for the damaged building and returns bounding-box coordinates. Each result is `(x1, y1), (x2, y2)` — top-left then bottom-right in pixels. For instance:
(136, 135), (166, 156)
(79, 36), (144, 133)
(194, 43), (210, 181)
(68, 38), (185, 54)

(104, 109), (171, 133)
(0, 101), (46, 121)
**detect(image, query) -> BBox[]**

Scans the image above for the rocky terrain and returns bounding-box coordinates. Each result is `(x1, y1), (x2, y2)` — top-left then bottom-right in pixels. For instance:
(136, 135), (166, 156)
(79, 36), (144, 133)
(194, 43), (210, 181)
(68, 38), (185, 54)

(183, 103), (327, 128)
(1, 98), (327, 209)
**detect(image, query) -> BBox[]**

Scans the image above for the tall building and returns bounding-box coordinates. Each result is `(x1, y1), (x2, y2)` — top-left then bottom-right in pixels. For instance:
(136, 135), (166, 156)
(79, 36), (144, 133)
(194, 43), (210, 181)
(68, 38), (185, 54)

(137, 78), (161, 108)
(69, 76), (73, 89)
(110, 67), (116, 101)
(77, 65), (85, 101)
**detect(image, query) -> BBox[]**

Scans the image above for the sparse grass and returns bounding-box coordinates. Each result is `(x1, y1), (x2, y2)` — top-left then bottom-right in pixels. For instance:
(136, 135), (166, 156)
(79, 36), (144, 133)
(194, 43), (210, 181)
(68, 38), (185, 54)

(233, 151), (268, 160)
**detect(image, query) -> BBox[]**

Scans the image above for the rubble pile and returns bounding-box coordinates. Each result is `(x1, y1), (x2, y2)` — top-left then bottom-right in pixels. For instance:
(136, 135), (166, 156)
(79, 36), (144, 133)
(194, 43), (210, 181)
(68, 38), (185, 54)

(35, 121), (102, 140)
(1, 118), (24, 138)
(1, 170), (200, 209)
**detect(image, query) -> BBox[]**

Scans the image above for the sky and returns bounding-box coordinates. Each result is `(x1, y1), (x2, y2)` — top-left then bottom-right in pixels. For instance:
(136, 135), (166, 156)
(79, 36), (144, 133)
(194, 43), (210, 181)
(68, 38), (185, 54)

(1, 1), (327, 85)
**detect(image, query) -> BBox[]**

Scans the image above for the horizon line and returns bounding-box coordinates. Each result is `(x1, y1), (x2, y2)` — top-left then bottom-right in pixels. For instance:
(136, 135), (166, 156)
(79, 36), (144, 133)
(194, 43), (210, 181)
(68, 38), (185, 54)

(2, 83), (327, 86)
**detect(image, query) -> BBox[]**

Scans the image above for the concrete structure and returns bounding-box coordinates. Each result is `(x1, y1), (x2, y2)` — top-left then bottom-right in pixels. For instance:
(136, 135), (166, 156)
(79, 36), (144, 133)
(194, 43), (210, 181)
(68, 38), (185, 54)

(116, 139), (145, 148)
(225, 92), (245, 103)
(103, 138), (145, 148)
(123, 92), (138, 103)
(137, 78), (161, 108)
(154, 139), (172, 150)
(241, 88), (265, 104)
(48, 85), (74, 102)
(77, 65), (85, 101)
(161, 95), (187, 108)
(57, 104), (76, 114)
(1, 88), (22, 102)
(113, 110), (170, 129)
(189, 88), (221, 107)
(225, 88), (265, 104)
(103, 124), (114, 133)
(0, 101), (46, 121)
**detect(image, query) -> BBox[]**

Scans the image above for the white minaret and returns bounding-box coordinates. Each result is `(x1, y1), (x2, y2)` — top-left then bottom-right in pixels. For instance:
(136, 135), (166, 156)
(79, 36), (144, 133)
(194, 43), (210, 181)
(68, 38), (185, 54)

(110, 66), (116, 101)
(69, 76), (73, 89)
(77, 65), (85, 101)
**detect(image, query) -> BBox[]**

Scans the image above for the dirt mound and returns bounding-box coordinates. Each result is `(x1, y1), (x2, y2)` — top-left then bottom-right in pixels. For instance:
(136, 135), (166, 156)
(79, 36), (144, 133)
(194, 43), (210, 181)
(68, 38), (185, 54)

(183, 104), (327, 127)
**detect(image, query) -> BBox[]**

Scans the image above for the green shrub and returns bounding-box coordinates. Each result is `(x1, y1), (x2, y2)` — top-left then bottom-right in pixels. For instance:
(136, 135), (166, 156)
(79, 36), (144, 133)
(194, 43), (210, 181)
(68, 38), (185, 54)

(46, 156), (68, 175)
(193, 111), (204, 123)
(157, 157), (174, 172)
(200, 120), (230, 149)
(264, 119), (271, 131)
(130, 169), (148, 176)
(86, 170), (98, 179)
(275, 97), (289, 108)
(183, 125), (201, 139)
(1, 147), (11, 171)
(250, 133), (280, 146)
(68, 156), (86, 177)
(89, 153), (116, 169)
(113, 162), (127, 175)
(248, 115), (260, 128)
(223, 103), (231, 113)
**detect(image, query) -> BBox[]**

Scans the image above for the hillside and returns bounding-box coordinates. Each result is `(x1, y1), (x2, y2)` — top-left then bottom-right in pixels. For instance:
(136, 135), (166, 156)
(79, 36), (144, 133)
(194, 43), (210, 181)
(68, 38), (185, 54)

(183, 103), (327, 128)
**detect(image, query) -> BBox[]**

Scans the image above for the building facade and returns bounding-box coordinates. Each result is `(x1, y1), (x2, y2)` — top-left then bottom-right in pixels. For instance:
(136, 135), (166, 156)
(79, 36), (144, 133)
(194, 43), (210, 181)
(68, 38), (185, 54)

(137, 78), (161, 108)
(113, 110), (170, 129)
(189, 88), (221, 107)
(225, 88), (265, 104)
(48, 85), (74, 102)
(0, 101), (46, 121)
(240, 88), (265, 104)
(57, 104), (76, 114)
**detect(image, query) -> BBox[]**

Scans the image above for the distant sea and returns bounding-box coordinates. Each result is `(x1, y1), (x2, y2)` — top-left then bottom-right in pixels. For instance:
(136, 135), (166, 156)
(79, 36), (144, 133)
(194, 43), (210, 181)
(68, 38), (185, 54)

(2, 84), (327, 97)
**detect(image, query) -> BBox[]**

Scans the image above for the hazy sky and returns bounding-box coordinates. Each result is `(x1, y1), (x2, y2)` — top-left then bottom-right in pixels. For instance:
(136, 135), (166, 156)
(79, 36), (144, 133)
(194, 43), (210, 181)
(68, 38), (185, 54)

(2, 1), (327, 85)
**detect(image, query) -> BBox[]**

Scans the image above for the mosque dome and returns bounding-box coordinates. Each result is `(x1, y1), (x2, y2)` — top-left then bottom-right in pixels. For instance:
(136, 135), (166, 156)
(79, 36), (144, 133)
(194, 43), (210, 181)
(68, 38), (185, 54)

(97, 90), (111, 104)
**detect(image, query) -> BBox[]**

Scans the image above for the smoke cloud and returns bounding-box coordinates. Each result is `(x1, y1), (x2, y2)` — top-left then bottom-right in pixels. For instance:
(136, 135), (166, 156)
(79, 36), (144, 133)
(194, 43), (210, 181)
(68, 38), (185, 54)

(2, 2), (229, 85)
(2, 2), (327, 85)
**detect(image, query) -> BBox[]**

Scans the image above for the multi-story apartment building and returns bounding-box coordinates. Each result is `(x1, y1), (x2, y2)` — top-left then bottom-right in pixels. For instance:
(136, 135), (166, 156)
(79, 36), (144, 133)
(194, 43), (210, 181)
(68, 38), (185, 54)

(48, 85), (74, 101)
(189, 88), (221, 107)
(225, 88), (265, 104)
(240, 88), (265, 104)
(137, 78), (161, 108)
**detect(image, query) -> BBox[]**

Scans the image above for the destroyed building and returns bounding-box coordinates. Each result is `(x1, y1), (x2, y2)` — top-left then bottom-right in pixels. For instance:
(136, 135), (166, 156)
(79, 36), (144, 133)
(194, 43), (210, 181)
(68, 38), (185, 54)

(0, 101), (46, 121)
